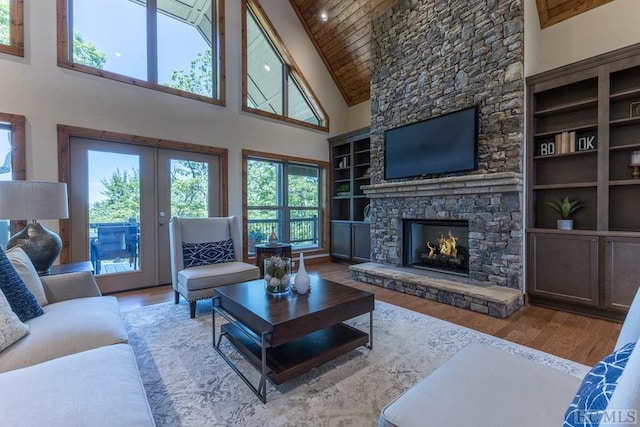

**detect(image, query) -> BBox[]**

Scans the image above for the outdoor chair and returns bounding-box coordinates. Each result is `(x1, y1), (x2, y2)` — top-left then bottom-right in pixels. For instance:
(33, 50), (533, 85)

(169, 216), (260, 318)
(90, 223), (138, 274)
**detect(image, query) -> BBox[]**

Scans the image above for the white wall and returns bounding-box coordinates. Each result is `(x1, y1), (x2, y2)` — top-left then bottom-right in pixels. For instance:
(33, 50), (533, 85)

(346, 100), (371, 130)
(0, 0), (350, 224)
(525, 0), (640, 76)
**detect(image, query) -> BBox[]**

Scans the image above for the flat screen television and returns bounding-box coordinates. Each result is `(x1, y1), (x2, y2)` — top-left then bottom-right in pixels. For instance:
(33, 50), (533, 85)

(384, 106), (478, 180)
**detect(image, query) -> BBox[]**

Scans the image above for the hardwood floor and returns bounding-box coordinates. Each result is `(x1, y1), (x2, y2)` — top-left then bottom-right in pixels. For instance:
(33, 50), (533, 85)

(115, 262), (621, 366)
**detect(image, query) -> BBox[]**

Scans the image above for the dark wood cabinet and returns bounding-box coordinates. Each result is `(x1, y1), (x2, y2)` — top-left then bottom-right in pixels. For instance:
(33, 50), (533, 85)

(526, 43), (640, 319)
(328, 127), (371, 262)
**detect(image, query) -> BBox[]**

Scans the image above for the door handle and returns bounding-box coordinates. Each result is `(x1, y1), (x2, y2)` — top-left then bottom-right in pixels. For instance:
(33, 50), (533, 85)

(159, 211), (166, 225)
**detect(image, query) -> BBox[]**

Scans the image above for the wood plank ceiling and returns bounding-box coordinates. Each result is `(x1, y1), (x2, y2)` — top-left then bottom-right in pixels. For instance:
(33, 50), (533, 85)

(289, 0), (618, 107)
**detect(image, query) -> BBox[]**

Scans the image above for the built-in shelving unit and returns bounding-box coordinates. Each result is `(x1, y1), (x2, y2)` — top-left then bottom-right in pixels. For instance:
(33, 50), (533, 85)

(526, 43), (640, 320)
(328, 127), (371, 262)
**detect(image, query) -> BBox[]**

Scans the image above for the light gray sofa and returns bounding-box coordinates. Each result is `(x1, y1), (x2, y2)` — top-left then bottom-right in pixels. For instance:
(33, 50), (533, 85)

(379, 289), (640, 427)
(0, 271), (155, 427)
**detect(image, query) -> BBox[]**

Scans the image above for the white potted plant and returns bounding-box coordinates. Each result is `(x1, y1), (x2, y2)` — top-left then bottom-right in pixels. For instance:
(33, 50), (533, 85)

(545, 196), (583, 230)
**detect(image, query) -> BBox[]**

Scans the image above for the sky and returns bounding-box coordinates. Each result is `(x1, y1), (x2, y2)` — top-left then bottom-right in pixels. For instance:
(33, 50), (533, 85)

(88, 150), (139, 205)
(74, 0), (209, 84)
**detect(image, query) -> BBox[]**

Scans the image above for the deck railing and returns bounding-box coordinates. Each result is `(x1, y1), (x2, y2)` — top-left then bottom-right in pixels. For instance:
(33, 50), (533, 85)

(248, 216), (319, 249)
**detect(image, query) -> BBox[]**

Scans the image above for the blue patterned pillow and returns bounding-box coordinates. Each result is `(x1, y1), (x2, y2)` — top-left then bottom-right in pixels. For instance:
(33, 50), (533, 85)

(0, 247), (43, 322)
(182, 239), (235, 267)
(564, 341), (636, 426)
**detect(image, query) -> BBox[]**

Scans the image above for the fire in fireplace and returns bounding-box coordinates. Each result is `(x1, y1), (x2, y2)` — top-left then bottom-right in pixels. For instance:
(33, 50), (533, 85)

(403, 219), (469, 276)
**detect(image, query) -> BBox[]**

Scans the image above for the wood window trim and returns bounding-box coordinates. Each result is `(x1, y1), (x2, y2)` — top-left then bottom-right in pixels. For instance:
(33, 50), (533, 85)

(0, 0), (24, 57)
(241, 148), (330, 262)
(241, 0), (330, 133)
(57, 124), (229, 263)
(0, 112), (26, 234)
(55, 0), (226, 106)
(535, 0), (615, 29)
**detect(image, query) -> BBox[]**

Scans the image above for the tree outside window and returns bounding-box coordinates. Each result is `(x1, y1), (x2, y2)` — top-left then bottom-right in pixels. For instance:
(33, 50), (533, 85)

(58, 0), (223, 103)
(246, 157), (322, 254)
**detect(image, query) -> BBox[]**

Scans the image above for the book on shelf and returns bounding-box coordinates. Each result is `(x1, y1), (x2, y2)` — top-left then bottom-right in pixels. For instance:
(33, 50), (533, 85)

(554, 131), (576, 154)
(569, 131), (576, 153)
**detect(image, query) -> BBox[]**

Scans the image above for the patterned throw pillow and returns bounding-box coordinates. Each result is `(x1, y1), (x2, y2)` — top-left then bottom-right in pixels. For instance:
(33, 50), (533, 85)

(182, 239), (235, 267)
(0, 290), (29, 352)
(0, 247), (43, 322)
(564, 341), (636, 427)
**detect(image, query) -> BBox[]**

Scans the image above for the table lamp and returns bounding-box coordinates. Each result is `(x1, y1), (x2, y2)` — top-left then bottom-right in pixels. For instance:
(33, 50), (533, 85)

(0, 181), (69, 274)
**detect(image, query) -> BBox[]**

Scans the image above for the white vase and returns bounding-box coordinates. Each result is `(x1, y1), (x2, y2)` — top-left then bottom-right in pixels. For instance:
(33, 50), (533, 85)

(294, 252), (310, 294)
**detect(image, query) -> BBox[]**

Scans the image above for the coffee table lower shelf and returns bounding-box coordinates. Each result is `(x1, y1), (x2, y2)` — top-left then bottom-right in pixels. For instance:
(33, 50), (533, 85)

(221, 322), (369, 385)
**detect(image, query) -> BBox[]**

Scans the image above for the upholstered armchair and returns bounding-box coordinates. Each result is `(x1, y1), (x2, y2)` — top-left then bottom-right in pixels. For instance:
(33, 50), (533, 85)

(168, 216), (260, 318)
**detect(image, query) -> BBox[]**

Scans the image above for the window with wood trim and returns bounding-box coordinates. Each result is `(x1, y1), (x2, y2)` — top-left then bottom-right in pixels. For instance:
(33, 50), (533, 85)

(242, 0), (329, 132)
(0, 112), (26, 245)
(243, 150), (328, 257)
(57, 0), (224, 105)
(0, 0), (23, 57)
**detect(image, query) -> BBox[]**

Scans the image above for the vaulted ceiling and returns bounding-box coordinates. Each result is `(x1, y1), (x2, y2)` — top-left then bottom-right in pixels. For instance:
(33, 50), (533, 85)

(289, 0), (617, 107)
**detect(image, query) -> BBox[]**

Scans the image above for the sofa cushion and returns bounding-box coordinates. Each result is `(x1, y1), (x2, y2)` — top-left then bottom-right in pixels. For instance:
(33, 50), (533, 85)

(6, 247), (48, 306)
(564, 341), (636, 426)
(379, 342), (583, 427)
(0, 296), (128, 373)
(0, 290), (29, 352)
(0, 344), (155, 427)
(0, 247), (43, 322)
(178, 261), (259, 291)
(182, 239), (235, 267)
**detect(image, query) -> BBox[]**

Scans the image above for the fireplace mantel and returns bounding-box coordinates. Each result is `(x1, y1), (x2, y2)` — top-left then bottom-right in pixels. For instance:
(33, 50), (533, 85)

(362, 172), (522, 198)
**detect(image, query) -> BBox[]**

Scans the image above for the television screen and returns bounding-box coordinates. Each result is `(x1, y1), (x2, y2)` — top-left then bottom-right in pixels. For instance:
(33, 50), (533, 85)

(384, 106), (478, 180)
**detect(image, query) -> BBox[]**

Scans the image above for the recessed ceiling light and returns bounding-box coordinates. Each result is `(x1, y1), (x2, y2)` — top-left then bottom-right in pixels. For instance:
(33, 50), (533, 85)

(264, 64), (271, 72)
(320, 12), (328, 22)
(114, 52), (122, 57)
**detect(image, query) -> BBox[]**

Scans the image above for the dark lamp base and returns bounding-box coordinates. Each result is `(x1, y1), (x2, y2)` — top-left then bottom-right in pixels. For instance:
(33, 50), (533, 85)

(7, 222), (62, 275)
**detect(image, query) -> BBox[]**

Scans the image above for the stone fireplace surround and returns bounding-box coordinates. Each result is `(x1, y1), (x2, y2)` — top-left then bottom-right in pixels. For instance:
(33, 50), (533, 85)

(350, 172), (524, 318)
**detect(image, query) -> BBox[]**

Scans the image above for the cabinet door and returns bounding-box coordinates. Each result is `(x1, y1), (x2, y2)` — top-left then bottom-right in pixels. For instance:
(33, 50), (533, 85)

(528, 233), (599, 306)
(331, 222), (351, 259)
(352, 223), (371, 262)
(605, 237), (640, 312)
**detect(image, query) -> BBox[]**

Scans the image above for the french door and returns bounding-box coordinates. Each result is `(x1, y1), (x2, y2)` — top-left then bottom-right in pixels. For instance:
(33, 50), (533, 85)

(69, 137), (221, 293)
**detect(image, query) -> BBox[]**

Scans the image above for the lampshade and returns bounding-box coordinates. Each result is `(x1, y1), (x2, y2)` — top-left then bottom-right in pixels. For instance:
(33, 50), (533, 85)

(0, 181), (69, 274)
(0, 181), (69, 220)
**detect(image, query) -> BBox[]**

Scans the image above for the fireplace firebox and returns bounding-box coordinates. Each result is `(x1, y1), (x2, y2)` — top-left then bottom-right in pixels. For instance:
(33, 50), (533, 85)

(403, 219), (470, 276)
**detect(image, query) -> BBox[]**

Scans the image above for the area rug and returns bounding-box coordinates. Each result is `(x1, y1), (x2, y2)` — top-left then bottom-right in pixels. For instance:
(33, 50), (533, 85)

(122, 299), (589, 427)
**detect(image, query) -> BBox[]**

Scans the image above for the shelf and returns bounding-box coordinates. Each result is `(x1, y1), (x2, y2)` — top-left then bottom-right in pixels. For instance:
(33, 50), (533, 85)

(533, 97), (598, 117)
(534, 123), (597, 138)
(533, 149), (597, 160)
(333, 195), (351, 200)
(353, 195), (369, 199)
(526, 228), (598, 236)
(609, 143), (640, 152)
(610, 116), (640, 128)
(610, 88), (640, 102)
(355, 176), (370, 181)
(355, 162), (370, 168)
(609, 179), (640, 187)
(333, 178), (349, 183)
(354, 149), (370, 155)
(532, 182), (597, 190)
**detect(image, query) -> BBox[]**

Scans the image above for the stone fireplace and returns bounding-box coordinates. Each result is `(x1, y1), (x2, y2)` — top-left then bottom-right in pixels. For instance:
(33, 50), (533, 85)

(349, 0), (526, 317)
(403, 219), (469, 276)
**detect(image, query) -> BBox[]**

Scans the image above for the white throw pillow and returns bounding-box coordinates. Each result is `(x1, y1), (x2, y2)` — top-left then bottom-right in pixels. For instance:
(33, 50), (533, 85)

(0, 289), (29, 352)
(6, 247), (49, 306)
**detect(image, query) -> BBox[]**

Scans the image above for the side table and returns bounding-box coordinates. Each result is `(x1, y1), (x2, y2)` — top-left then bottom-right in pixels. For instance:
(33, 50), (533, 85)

(255, 243), (292, 278)
(40, 261), (94, 276)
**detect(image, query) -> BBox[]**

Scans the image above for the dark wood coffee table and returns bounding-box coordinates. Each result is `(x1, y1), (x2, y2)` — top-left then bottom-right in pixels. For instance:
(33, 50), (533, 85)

(212, 276), (374, 402)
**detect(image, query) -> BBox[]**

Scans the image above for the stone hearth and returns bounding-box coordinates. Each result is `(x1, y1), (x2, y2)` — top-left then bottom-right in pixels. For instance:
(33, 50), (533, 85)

(350, 263), (523, 318)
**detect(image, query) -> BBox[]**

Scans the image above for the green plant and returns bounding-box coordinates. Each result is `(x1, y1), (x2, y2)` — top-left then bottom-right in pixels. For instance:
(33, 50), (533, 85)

(336, 183), (350, 193)
(544, 196), (583, 219)
(248, 229), (266, 243)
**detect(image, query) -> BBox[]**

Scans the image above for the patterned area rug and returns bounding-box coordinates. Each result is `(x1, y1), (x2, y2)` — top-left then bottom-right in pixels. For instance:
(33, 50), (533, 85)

(122, 299), (588, 426)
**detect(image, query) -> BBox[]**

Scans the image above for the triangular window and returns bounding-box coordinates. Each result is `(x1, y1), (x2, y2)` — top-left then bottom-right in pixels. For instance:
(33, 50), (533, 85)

(243, 0), (328, 131)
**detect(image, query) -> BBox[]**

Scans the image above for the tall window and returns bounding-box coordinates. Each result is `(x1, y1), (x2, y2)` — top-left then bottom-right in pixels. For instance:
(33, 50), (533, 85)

(0, 0), (23, 57)
(0, 113), (25, 247)
(57, 0), (224, 104)
(242, 0), (328, 132)
(244, 152), (326, 256)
